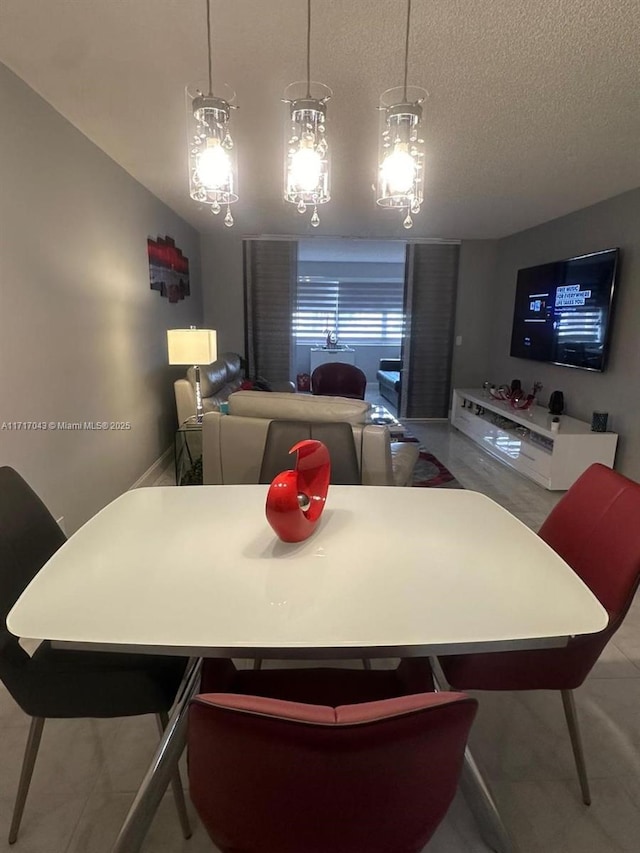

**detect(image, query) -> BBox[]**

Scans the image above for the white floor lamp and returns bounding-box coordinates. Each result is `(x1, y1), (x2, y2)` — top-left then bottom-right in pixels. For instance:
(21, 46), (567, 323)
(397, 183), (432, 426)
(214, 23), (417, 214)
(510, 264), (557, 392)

(167, 327), (217, 423)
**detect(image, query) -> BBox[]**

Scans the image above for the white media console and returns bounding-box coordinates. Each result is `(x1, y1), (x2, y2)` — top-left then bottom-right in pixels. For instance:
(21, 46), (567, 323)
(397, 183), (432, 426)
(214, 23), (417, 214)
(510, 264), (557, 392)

(451, 388), (618, 490)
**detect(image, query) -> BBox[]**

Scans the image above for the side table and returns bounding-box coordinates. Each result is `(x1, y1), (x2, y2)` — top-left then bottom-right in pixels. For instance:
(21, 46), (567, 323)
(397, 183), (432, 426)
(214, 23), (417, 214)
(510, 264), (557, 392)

(174, 419), (203, 485)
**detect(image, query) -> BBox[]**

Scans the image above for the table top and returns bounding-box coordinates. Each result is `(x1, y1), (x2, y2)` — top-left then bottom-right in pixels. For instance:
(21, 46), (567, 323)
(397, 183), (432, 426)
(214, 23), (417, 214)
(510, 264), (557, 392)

(7, 486), (608, 658)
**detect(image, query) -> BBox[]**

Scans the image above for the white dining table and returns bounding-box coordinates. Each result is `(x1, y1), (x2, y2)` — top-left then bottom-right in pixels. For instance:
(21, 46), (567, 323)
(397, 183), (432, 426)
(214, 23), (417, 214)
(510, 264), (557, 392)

(7, 484), (608, 853)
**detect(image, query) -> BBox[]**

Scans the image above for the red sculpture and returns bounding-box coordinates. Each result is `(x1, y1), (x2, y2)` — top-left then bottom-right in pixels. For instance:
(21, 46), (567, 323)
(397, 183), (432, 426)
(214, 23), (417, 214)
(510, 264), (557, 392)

(265, 440), (330, 543)
(489, 381), (543, 410)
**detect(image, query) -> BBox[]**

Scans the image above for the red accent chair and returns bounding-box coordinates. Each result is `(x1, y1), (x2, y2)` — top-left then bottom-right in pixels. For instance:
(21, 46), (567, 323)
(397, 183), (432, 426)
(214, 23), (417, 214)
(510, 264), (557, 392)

(311, 362), (367, 399)
(189, 659), (477, 853)
(439, 463), (640, 806)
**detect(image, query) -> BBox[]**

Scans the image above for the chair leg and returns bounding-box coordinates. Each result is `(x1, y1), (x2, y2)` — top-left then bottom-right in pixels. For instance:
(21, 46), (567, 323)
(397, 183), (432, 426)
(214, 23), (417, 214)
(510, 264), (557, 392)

(156, 713), (192, 839)
(362, 658), (371, 670)
(9, 716), (45, 844)
(561, 689), (591, 806)
(253, 658), (263, 671)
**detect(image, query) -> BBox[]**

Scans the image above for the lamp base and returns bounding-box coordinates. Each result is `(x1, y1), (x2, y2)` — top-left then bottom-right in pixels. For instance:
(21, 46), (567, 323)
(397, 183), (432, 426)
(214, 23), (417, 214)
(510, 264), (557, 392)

(194, 365), (204, 424)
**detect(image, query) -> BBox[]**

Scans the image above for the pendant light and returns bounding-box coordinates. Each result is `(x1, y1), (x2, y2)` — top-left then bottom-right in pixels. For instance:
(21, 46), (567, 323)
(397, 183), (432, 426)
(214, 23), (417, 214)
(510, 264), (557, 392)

(283, 0), (331, 227)
(376, 0), (426, 229)
(186, 0), (238, 226)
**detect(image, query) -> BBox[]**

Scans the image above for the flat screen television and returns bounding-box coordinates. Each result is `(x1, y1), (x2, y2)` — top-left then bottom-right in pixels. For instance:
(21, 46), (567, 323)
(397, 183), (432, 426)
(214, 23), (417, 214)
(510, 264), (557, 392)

(510, 248), (619, 372)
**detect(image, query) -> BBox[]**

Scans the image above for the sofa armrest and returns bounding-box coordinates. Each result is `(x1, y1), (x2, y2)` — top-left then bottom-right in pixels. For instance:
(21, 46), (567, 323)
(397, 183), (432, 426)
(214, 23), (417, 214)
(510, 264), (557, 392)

(360, 425), (395, 486)
(390, 442), (420, 487)
(174, 378), (196, 426)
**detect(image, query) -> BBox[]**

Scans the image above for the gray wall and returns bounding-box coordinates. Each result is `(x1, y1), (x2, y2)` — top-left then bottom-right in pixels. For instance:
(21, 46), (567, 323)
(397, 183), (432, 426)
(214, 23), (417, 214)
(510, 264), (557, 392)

(0, 65), (203, 532)
(489, 187), (640, 479)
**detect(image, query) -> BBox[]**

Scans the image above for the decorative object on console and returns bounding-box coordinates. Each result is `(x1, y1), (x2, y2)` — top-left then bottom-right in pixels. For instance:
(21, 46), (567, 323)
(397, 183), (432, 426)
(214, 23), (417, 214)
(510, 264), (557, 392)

(265, 439), (330, 542)
(283, 0), (331, 227)
(549, 390), (565, 416)
(186, 0), (238, 226)
(489, 380), (542, 410)
(148, 236), (190, 303)
(375, 0), (426, 229)
(551, 417), (560, 433)
(591, 411), (609, 433)
(325, 328), (338, 348)
(167, 327), (218, 424)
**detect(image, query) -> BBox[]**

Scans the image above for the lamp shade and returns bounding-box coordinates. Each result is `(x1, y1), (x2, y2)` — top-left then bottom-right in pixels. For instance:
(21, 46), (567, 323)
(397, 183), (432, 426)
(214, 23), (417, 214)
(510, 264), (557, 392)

(167, 329), (217, 365)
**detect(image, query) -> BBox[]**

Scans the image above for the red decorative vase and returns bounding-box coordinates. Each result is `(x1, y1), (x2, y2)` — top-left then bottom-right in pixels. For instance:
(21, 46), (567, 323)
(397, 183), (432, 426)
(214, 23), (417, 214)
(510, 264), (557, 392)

(265, 440), (330, 543)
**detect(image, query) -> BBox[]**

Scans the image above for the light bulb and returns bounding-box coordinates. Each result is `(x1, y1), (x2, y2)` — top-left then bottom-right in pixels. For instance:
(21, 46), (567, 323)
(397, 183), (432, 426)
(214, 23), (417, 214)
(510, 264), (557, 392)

(290, 147), (322, 193)
(196, 141), (231, 190)
(381, 148), (417, 194)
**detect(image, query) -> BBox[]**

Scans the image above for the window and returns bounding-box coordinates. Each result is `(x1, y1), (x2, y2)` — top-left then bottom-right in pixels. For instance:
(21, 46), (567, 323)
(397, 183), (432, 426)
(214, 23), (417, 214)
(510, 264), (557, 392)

(293, 276), (405, 345)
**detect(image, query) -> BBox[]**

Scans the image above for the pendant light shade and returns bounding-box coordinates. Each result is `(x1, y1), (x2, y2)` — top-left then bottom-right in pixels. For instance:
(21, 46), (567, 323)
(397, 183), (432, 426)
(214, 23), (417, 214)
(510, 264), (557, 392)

(283, 0), (330, 226)
(187, 0), (238, 226)
(375, 0), (426, 229)
(376, 85), (427, 228)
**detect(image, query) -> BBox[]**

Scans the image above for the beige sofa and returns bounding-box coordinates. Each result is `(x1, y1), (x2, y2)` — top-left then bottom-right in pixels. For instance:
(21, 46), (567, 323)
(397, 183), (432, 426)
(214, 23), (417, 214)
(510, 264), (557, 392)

(202, 391), (419, 487)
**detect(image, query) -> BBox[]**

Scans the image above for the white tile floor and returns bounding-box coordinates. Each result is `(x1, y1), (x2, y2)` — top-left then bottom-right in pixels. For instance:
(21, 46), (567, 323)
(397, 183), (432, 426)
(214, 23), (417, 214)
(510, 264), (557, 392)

(2, 419), (639, 852)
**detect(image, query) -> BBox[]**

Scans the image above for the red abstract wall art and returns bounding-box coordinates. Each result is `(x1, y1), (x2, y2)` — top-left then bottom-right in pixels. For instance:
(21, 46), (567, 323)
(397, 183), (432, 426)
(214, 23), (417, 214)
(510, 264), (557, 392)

(148, 236), (190, 304)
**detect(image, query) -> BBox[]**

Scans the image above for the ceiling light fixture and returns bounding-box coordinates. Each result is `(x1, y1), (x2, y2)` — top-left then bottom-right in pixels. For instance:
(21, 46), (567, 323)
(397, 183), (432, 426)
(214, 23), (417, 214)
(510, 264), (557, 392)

(186, 0), (238, 227)
(376, 0), (426, 229)
(283, 0), (331, 227)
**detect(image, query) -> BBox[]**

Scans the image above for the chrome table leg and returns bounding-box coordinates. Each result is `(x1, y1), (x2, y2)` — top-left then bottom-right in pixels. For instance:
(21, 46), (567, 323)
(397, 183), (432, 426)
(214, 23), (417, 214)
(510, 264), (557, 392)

(111, 658), (202, 853)
(460, 747), (516, 853)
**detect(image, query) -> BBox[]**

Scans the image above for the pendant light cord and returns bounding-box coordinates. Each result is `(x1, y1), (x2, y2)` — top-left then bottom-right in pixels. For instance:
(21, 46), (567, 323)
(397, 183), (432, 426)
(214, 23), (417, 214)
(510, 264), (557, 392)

(403, 0), (411, 101)
(206, 0), (213, 96)
(306, 0), (312, 98)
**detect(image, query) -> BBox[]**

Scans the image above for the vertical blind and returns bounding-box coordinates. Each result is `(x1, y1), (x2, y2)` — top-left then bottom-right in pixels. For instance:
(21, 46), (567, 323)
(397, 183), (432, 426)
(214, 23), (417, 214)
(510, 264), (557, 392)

(244, 240), (297, 382)
(293, 277), (404, 345)
(401, 243), (460, 419)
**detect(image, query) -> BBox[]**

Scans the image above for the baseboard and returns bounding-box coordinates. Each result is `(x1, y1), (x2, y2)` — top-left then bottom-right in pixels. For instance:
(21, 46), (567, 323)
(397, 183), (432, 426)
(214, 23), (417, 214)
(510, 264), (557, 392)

(129, 447), (173, 490)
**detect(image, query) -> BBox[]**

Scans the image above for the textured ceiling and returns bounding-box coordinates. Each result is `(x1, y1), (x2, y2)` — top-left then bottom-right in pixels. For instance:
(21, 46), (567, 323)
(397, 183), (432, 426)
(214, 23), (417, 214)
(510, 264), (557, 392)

(1, 0), (639, 239)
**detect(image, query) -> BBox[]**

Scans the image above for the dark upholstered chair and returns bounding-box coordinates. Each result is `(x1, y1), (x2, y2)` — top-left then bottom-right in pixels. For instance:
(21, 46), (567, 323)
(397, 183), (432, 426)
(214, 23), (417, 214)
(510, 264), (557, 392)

(190, 659), (477, 853)
(439, 463), (640, 806)
(259, 420), (361, 485)
(0, 466), (191, 843)
(311, 362), (367, 399)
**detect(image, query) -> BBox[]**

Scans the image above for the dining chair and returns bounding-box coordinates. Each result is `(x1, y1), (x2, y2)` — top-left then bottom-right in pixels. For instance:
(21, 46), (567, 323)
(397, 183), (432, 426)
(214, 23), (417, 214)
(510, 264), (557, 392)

(0, 466), (191, 843)
(311, 361), (367, 399)
(259, 420), (361, 485)
(439, 462), (640, 806)
(189, 658), (477, 853)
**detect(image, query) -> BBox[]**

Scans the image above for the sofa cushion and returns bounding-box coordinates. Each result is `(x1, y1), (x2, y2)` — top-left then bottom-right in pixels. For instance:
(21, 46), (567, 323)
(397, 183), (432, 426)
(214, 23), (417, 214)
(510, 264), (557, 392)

(187, 352), (243, 398)
(228, 391), (370, 425)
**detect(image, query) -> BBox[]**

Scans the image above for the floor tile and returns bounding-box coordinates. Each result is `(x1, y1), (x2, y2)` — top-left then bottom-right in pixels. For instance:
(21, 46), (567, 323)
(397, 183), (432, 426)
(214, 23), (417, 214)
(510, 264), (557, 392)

(0, 792), (87, 853)
(492, 778), (640, 853)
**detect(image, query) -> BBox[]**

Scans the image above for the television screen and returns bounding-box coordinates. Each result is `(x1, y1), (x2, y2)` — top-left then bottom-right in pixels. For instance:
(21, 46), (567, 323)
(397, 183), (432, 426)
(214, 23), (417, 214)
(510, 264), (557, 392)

(510, 248), (618, 372)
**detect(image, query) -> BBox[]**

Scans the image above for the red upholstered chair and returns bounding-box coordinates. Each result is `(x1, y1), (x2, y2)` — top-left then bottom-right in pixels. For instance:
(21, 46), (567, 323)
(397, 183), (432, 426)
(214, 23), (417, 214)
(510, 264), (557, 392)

(439, 463), (640, 806)
(189, 659), (477, 853)
(311, 362), (367, 399)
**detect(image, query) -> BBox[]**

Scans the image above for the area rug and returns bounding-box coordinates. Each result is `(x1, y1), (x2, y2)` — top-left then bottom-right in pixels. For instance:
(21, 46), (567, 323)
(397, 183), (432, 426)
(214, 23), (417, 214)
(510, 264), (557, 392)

(412, 449), (462, 489)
